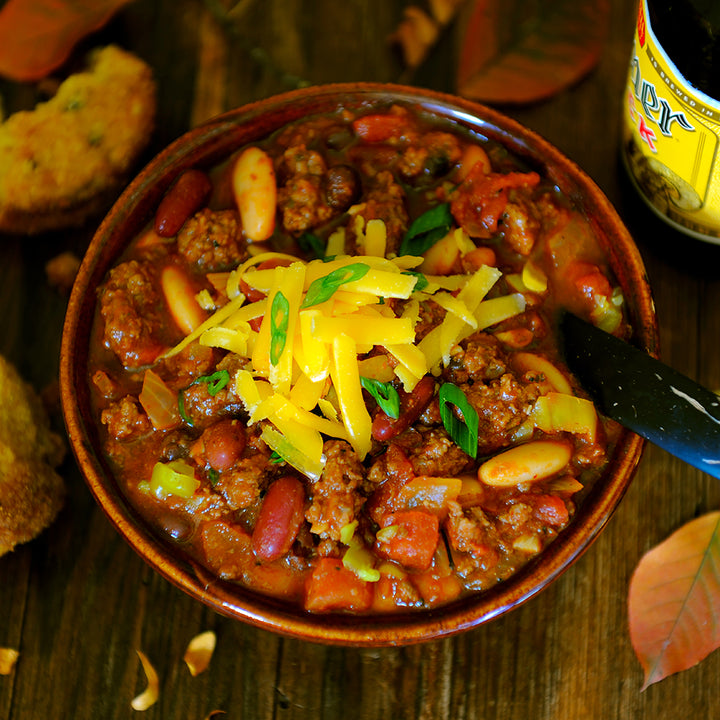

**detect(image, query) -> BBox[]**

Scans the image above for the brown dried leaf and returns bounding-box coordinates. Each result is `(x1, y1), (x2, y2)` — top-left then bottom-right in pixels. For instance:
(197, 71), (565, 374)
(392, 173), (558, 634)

(183, 631), (216, 677)
(457, 0), (610, 104)
(628, 512), (720, 689)
(429, 0), (467, 25)
(390, 7), (440, 70)
(131, 650), (160, 711)
(0, 648), (19, 675)
(0, 0), (135, 82)
(390, 1), (466, 71)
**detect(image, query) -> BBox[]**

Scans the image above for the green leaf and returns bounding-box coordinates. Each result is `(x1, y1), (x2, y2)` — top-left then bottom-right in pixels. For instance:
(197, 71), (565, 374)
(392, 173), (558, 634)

(400, 203), (453, 256)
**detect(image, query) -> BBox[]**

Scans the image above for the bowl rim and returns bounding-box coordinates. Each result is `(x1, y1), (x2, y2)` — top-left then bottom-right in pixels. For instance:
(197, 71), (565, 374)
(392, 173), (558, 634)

(60, 82), (657, 646)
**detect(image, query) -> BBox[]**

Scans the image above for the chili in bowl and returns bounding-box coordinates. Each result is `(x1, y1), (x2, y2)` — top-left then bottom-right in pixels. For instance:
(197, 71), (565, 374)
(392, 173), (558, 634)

(60, 83), (657, 645)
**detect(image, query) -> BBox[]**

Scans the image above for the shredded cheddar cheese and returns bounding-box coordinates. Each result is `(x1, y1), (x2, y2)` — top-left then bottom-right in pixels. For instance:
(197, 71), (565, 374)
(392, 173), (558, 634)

(167, 231), (525, 478)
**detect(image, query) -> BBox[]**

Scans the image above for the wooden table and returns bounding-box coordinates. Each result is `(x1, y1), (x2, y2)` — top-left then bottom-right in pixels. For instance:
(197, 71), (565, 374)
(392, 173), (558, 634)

(3, 1), (720, 717)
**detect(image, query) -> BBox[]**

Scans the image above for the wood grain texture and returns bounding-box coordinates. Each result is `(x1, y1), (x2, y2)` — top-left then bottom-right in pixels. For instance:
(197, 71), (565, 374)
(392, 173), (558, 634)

(3, 0), (720, 718)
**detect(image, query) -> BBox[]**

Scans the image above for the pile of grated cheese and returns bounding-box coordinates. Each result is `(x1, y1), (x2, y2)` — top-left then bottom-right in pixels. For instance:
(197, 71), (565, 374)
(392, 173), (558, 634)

(167, 225), (526, 480)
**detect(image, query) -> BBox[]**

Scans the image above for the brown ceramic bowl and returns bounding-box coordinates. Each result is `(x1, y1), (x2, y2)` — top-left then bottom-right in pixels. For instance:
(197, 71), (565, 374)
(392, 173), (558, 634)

(60, 83), (657, 646)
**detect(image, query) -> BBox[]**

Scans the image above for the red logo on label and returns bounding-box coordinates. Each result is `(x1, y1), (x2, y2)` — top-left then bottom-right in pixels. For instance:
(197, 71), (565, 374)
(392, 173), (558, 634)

(637, 1), (646, 47)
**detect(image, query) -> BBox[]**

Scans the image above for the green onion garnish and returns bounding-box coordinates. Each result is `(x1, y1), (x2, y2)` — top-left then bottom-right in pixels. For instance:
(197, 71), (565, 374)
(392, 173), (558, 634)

(298, 231), (325, 259)
(301, 263), (370, 308)
(270, 290), (290, 365)
(360, 376), (400, 419)
(178, 391), (192, 426)
(177, 369), (231, 427)
(439, 382), (479, 458)
(195, 369), (230, 396)
(402, 270), (429, 292)
(399, 203), (453, 256)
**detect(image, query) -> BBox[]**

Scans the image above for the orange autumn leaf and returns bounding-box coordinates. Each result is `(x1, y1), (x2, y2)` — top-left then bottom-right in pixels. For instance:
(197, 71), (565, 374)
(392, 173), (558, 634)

(628, 511), (720, 689)
(457, 0), (610, 104)
(0, 0), (135, 82)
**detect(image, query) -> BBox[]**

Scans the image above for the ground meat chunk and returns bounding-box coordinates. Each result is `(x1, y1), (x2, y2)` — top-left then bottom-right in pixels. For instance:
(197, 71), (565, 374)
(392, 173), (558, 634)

(214, 454), (269, 511)
(348, 170), (408, 255)
(444, 501), (500, 570)
(397, 131), (462, 182)
(99, 260), (166, 368)
(397, 427), (475, 477)
(179, 381), (245, 430)
(161, 342), (220, 386)
(277, 145), (336, 234)
(464, 373), (540, 456)
(101, 395), (151, 441)
(177, 208), (246, 271)
(444, 333), (507, 385)
(305, 440), (366, 541)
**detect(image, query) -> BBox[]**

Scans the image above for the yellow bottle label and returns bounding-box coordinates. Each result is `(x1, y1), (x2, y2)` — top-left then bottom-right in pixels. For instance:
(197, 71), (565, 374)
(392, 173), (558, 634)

(622, 0), (720, 241)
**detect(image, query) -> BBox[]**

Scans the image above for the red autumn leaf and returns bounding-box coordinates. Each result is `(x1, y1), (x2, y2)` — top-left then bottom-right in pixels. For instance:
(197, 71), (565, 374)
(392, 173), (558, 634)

(457, 0), (610, 104)
(628, 511), (720, 689)
(0, 0), (135, 82)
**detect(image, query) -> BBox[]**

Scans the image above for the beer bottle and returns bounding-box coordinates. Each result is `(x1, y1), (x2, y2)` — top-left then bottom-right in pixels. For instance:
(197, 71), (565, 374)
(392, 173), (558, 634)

(622, 0), (720, 242)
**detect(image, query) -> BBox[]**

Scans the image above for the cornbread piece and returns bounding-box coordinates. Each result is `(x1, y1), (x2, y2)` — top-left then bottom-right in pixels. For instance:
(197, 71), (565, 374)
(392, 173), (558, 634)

(0, 45), (156, 234)
(0, 355), (65, 555)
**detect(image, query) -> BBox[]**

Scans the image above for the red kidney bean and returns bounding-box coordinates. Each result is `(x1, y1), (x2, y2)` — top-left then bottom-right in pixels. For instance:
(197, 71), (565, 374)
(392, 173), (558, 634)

(154, 169), (212, 237)
(371, 375), (436, 442)
(200, 418), (247, 472)
(252, 476), (305, 563)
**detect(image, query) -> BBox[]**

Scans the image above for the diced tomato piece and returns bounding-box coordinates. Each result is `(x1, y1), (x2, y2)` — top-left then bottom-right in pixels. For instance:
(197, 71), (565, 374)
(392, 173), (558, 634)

(533, 494), (569, 527)
(365, 443), (415, 525)
(197, 519), (253, 579)
(374, 510), (440, 571)
(352, 113), (407, 143)
(450, 168), (540, 237)
(569, 261), (613, 302)
(372, 569), (423, 612)
(411, 571), (463, 607)
(304, 558), (373, 613)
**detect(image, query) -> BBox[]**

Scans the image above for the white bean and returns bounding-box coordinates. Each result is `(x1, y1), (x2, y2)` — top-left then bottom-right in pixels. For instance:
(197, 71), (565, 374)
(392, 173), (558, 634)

(232, 146), (277, 242)
(161, 265), (207, 335)
(457, 144), (491, 180)
(478, 440), (572, 487)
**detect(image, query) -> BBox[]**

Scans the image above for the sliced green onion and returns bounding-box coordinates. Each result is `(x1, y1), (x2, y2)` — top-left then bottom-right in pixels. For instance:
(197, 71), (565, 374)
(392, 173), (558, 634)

(270, 290), (290, 365)
(177, 369), (231, 426)
(195, 369), (231, 396)
(399, 203), (453, 256)
(360, 376), (400, 419)
(301, 263), (370, 308)
(402, 270), (429, 292)
(178, 391), (193, 426)
(439, 382), (479, 458)
(298, 231), (325, 259)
